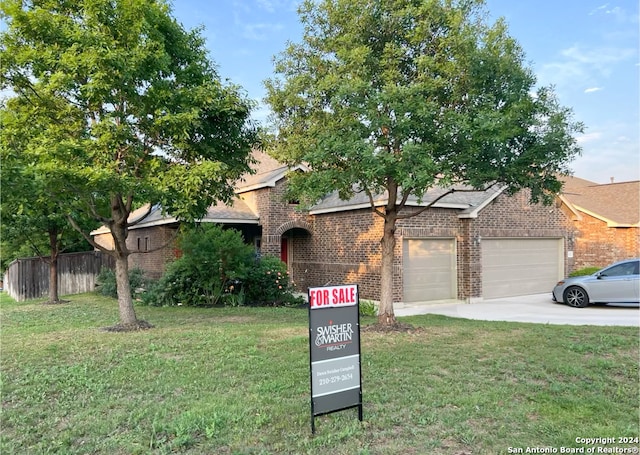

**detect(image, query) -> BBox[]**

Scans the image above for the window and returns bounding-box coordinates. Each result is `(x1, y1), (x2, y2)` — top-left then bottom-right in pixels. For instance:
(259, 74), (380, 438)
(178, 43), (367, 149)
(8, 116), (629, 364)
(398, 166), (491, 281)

(601, 261), (639, 277)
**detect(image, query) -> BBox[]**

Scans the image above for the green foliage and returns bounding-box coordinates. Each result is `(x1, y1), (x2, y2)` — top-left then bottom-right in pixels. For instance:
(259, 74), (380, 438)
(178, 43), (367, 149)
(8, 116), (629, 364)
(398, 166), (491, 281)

(243, 256), (292, 305)
(141, 225), (301, 307)
(143, 225), (254, 307)
(570, 266), (601, 277)
(359, 299), (377, 317)
(96, 267), (151, 300)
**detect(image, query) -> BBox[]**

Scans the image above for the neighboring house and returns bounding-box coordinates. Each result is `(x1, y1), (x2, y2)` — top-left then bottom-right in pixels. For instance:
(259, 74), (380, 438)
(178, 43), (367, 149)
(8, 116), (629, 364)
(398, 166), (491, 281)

(92, 151), (578, 304)
(560, 176), (639, 269)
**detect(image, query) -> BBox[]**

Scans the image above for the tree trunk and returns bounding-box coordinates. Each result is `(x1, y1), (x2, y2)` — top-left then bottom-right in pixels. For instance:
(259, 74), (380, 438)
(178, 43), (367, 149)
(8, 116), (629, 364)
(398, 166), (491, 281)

(109, 196), (139, 327)
(115, 255), (138, 325)
(47, 230), (61, 304)
(377, 212), (397, 325)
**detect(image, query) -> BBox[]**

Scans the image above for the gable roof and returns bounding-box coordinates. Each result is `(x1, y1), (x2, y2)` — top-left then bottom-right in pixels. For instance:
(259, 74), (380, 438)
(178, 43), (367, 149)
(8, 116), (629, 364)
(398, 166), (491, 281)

(561, 176), (640, 227)
(309, 184), (504, 218)
(236, 149), (306, 193)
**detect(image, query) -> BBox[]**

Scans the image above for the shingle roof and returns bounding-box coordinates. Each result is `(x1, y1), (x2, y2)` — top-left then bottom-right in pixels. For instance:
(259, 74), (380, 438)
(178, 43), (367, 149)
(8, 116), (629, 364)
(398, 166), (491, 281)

(561, 176), (640, 226)
(235, 150), (290, 192)
(309, 184), (504, 218)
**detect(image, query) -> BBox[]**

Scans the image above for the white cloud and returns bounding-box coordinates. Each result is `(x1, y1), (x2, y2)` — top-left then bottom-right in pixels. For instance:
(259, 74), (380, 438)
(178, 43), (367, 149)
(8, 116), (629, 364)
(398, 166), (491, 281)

(241, 22), (284, 40)
(584, 87), (602, 93)
(588, 3), (610, 16)
(576, 131), (603, 144)
(538, 45), (636, 89)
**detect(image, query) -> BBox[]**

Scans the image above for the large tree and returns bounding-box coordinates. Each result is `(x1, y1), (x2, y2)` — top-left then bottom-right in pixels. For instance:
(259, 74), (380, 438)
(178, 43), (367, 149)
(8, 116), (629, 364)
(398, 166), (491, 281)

(265, 0), (583, 325)
(1, 0), (258, 328)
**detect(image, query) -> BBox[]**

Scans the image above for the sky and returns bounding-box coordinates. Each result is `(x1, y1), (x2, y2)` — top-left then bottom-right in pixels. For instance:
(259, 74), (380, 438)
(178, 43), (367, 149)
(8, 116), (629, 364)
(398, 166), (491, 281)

(169, 0), (639, 185)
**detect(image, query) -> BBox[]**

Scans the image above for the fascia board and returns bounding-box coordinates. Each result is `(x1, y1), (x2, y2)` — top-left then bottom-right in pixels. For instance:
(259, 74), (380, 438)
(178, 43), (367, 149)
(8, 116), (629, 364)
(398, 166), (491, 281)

(457, 186), (506, 219)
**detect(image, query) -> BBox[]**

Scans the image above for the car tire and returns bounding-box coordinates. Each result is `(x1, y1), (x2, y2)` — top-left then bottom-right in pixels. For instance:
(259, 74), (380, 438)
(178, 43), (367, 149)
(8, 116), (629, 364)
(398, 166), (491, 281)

(564, 286), (589, 308)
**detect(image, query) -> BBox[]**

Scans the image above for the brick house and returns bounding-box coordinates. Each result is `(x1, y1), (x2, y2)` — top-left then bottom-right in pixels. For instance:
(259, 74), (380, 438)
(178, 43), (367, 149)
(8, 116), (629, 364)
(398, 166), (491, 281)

(93, 151), (578, 304)
(560, 176), (639, 269)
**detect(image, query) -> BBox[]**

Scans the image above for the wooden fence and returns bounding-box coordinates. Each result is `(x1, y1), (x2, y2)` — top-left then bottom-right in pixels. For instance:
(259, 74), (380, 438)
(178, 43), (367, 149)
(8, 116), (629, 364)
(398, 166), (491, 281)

(3, 251), (115, 302)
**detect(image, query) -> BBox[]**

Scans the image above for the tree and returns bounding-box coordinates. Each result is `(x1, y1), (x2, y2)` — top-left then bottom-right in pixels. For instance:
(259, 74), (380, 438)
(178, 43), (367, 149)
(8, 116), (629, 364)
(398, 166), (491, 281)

(1, 0), (258, 329)
(265, 0), (583, 326)
(1, 106), (94, 304)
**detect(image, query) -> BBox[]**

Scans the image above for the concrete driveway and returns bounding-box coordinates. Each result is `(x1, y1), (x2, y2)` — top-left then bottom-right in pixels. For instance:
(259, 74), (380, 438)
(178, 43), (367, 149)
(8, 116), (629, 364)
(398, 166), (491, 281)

(395, 293), (640, 326)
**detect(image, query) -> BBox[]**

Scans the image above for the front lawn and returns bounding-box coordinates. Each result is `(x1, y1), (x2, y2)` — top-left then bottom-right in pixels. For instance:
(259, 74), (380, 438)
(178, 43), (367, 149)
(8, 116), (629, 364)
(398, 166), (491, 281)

(1, 292), (638, 454)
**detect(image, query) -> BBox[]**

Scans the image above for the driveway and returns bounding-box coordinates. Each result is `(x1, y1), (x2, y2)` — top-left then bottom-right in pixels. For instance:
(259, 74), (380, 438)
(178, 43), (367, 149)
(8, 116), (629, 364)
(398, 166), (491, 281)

(395, 293), (639, 326)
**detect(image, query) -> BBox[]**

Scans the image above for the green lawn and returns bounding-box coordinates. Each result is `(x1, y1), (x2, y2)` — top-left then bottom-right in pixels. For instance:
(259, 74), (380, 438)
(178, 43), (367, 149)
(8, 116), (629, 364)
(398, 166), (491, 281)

(1, 292), (638, 454)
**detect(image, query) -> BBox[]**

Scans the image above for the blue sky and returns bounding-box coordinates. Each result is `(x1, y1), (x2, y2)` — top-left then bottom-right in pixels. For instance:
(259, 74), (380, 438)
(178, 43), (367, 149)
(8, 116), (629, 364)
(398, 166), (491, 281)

(176, 1), (637, 184)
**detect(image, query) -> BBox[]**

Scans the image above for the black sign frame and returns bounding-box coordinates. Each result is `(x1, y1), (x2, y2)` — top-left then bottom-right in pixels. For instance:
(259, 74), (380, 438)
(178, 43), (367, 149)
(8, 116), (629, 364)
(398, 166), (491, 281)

(308, 284), (363, 434)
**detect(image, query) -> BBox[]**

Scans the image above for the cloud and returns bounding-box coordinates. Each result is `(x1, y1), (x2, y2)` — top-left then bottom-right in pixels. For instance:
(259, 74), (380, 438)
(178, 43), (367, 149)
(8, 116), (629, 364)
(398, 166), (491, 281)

(588, 3), (610, 16)
(241, 22), (284, 40)
(538, 45), (636, 88)
(584, 87), (602, 93)
(576, 132), (602, 144)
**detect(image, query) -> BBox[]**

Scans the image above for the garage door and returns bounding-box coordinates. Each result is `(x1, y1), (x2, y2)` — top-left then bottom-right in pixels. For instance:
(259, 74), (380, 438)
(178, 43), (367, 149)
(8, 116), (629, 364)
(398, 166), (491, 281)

(482, 238), (562, 299)
(403, 239), (456, 303)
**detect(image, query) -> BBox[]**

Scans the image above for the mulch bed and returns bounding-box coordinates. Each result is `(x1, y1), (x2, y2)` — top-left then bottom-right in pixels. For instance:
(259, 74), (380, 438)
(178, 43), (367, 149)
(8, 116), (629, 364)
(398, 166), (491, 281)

(100, 320), (154, 332)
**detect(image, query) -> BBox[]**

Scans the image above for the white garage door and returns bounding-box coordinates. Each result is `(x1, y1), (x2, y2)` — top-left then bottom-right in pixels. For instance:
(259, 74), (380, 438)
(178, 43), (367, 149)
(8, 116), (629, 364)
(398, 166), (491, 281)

(403, 239), (456, 303)
(482, 238), (562, 299)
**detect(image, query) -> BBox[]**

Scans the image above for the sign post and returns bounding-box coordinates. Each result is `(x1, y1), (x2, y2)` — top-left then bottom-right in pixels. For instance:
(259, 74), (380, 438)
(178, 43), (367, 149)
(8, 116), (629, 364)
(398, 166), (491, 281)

(308, 284), (363, 434)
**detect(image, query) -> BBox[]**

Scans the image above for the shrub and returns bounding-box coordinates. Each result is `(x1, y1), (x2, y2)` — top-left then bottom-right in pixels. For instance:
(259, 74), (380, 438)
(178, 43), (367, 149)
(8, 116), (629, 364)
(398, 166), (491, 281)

(570, 266), (601, 277)
(141, 225), (305, 307)
(96, 267), (150, 299)
(243, 256), (293, 305)
(142, 225), (254, 307)
(359, 299), (377, 316)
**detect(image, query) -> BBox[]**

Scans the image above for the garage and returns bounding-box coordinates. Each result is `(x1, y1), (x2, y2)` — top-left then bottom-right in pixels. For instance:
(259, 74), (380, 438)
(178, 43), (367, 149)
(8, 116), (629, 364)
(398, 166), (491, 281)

(482, 238), (563, 299)
(403, 238), (457, 303)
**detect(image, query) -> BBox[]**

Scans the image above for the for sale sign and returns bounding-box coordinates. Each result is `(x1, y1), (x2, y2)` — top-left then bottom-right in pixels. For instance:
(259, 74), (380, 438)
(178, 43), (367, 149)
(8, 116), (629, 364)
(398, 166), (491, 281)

(308, 284), (362, 433)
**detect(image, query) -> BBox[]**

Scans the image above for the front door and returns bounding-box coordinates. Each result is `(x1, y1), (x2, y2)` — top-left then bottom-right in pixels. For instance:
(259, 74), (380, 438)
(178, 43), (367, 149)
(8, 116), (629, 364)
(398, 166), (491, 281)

(280, 237), (288, 264)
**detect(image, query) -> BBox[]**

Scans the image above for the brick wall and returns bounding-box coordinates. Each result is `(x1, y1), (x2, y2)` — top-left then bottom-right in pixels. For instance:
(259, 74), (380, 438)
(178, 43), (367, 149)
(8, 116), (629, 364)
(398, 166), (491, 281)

(93, 226), (178, 279)
(128, 226), (179, 279)
(292, 189), (574, 303)
(572, 213), (639, 269)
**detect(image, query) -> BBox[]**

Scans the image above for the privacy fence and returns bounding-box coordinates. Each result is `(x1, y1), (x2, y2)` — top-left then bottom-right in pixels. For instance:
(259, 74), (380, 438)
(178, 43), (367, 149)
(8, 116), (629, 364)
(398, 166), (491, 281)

(3, 251), (115, 302)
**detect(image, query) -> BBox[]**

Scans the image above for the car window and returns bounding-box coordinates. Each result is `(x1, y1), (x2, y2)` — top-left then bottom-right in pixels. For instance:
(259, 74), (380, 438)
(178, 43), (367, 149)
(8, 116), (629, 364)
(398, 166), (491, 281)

(601, 262), (638, 277)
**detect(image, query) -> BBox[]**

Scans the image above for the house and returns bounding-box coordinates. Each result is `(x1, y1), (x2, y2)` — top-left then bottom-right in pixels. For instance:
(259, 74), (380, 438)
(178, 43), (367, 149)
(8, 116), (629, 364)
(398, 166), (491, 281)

(93, 151), (579, 304)
(560, 176), (639, 269)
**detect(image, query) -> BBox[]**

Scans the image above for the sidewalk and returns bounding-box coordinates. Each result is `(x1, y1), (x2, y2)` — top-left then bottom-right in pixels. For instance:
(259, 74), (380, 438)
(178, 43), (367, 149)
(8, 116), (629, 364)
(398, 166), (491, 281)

(394, 293), (640, 326)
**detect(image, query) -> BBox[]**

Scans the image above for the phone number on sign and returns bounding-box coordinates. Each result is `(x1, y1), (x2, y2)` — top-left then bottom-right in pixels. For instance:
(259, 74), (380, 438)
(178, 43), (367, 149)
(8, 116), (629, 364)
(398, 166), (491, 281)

(318, 373), (353, 386)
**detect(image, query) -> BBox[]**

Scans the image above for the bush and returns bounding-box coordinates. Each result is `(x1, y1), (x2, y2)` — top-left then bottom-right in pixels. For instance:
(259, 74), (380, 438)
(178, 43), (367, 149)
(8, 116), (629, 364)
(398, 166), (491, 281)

(142, 225), (254, 307)
(569, 266), (601, 277)
(243, 256), (294, 305)
(359, 299), (377, 316)
(141, 225), (306, 308)
(96, 267), (150, 299)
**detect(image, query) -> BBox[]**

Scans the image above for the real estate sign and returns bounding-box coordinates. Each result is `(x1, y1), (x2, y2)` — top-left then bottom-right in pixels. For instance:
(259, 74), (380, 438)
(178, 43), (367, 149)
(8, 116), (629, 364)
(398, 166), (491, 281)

(308, 284), (363, 433)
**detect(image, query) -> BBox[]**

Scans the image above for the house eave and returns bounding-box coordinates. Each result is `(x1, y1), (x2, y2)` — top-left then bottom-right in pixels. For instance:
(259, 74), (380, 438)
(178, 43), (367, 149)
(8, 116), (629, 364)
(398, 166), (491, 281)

(457, 186), (506, 219)
(573, 205), (638, 227)
(236, 164), (307, 194)
(309, 200), (470, 215)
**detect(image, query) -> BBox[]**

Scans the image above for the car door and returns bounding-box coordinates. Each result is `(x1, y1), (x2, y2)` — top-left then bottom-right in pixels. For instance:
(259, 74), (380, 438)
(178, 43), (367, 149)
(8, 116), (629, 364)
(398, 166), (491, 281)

(587, 260), (640, 303)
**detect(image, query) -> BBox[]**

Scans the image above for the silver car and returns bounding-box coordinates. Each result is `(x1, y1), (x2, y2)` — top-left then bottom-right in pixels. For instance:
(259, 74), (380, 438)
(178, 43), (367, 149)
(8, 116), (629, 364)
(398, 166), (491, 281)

(552, 258), (640, 308)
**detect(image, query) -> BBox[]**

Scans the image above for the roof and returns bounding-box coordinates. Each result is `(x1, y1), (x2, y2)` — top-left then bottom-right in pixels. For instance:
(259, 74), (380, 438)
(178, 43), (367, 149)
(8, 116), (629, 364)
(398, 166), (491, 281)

(309, 184), (504, 218)
(561, 176), (640, 227)
(235, 149), (306, 193)
(91, 198), (259, 235)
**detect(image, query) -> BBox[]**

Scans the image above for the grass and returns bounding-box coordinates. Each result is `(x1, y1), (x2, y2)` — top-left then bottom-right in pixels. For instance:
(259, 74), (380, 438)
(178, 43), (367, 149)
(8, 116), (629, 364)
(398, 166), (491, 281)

(1, 292), (638, 455)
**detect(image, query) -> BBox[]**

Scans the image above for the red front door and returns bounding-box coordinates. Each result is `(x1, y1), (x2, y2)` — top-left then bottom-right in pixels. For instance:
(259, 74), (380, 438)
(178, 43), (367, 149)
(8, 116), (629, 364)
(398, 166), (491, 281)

(280, 238), (288, 264)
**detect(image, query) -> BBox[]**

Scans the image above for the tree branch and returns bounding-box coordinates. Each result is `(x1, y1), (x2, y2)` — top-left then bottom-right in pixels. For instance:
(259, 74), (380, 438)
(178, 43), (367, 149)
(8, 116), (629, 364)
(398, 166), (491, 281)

(66, 214), (112, 256)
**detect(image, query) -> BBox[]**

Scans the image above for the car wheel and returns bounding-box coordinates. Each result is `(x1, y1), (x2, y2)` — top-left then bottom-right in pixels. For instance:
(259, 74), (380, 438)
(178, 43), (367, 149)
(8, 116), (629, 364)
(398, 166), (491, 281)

(564, 286), (589, 308)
